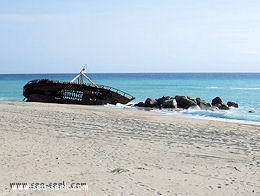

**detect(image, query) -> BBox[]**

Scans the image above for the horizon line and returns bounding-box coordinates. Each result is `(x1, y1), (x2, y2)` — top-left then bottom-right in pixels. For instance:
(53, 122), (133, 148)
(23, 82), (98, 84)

(0, 71), (260, 75)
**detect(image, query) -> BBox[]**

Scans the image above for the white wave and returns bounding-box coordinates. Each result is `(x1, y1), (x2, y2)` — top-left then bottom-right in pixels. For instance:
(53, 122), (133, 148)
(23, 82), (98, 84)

(157, 107), (260, 125)
(104, 102), (135, 109)
(206, 86), (219, 89)
(231, 87), (260, 90)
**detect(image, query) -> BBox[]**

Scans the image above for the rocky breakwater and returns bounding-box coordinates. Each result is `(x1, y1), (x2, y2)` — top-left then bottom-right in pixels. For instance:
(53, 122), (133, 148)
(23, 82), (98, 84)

(135, 96), (239, 111)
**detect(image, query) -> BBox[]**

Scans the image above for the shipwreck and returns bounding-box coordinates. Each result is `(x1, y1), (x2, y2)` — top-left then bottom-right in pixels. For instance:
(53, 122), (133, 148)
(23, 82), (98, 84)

(23, 65), (135, 105)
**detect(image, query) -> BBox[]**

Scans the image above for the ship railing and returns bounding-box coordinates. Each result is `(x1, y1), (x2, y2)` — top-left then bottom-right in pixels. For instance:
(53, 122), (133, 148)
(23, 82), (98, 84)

(89, 83), (135, 100)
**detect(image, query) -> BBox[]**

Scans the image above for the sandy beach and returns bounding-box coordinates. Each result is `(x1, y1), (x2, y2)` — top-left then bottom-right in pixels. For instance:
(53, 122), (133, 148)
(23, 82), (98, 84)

(0, 102), (259, 195)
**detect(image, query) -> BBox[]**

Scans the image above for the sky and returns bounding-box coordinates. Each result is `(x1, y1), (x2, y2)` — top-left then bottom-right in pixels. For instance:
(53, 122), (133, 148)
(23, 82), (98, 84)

(0, 0), (260, 73)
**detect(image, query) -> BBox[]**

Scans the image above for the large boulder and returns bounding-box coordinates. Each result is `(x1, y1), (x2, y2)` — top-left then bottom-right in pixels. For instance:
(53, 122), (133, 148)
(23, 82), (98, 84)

(135, 98), (158, 107)
(218, 103), (229, 110)
(187, 96), (197, 104)
(175, 95), (186, 102)
(156, 96), (171, 106)
(135, 102), (146, 107)
(212, 97), (223, 106)
(196, 98), (211, 110)
(211, 97), (229, 110)
(144, 98), (158, 107)
(162, 99), (178, 109)
(175, 95), (197, 109)
(227, 101), (238, 108)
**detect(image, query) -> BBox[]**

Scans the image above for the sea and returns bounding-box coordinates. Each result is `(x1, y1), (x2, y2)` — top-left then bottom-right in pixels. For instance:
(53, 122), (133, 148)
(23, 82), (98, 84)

(0, 73), (259, 125)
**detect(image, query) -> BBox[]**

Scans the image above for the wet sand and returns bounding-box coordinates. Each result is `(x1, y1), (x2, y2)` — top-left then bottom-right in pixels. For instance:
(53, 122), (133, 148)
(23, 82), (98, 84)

(0, 102), (259, 195)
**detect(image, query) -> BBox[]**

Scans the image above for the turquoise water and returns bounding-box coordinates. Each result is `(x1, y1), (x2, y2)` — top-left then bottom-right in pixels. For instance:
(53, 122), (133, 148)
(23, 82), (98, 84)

(0, 73), (259, 124)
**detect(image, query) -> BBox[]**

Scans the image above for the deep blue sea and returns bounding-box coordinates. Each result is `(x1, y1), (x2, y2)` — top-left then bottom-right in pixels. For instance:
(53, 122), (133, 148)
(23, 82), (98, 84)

(0, 73), (259, 124)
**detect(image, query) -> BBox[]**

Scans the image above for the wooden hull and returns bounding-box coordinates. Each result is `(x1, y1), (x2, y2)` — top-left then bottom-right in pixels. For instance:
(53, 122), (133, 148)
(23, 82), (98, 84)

(23, 79), (134, 105)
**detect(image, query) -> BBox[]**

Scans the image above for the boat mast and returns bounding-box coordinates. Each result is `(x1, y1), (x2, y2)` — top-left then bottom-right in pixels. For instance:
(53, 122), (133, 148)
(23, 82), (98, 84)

(70, 64), (98, 87)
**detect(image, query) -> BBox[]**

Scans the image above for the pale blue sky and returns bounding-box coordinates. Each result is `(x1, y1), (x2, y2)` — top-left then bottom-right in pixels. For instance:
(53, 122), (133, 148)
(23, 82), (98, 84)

(0, 0), (260, 73)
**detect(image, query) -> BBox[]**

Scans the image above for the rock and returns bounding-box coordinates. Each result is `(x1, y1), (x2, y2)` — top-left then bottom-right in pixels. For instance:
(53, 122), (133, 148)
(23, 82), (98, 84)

(196, 98), (211, 110)
(144, 98), (158, 107)
(135, 98), (158, 108)
(212, 97), (229, 110)
(187, 96), (197, 104)
(218, 103), (229, 110)
(212, 97), (223, 106)
(175, 95), (186, 102)
(227, 101), (238, 108)
(135, 102), (146, 107)
(173, 98), (178, 108)
(175, 95), (197, 109)
(162, 99), (178, 108)
(156, 96), (171, 105)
